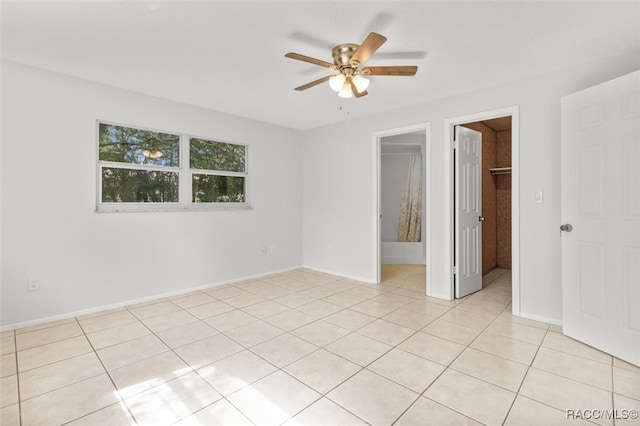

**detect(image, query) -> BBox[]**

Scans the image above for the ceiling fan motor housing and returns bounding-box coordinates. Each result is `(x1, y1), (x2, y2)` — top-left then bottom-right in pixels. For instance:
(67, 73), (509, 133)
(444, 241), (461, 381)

(332, 44), (360, 70)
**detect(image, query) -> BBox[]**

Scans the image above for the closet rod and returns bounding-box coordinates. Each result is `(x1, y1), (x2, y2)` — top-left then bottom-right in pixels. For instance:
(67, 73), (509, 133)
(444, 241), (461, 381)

(489, 167), (512, 175)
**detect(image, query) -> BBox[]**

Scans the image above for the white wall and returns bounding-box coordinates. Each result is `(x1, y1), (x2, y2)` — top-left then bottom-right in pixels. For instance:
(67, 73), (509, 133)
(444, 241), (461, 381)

(381, 153), (407, 242)
(302, 52), (640, 323)
(1, 61), (303, 327)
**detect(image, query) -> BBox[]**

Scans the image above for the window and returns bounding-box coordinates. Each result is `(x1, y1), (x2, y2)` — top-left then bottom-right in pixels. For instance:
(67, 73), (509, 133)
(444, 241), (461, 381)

(190, 138), (246, 203)
(97, 122), (248, 211)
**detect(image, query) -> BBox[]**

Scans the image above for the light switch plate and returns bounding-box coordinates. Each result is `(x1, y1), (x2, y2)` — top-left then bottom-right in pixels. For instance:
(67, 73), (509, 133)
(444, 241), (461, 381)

(534, 190), (543, 203)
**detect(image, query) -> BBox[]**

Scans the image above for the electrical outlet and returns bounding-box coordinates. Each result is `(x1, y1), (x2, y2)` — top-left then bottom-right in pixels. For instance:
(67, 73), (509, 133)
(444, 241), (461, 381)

(28, 279), (40, 291)
(269, 245), (276, 255)
(327, 245), (333, 253)
(260, 246), (267, 256)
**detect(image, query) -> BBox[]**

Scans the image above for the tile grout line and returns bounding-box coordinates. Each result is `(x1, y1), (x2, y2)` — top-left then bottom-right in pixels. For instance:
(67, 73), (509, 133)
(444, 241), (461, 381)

(8, 269), (632, 425)
(13, 331), (22, 426)
(408, 293), (515, 425)
(73, 316), (140, 425)
(501, 325), (549, 425)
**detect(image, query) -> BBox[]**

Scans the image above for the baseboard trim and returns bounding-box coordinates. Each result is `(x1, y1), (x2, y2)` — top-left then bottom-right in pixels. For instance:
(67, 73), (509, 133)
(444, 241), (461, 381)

(0, 265), (302, 332)
(301, 265), (375, 284)
(518, 311), (563, 326)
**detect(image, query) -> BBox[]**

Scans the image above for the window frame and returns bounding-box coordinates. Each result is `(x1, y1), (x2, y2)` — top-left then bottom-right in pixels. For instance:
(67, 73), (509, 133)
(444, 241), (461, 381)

(96, 120), (250, 212)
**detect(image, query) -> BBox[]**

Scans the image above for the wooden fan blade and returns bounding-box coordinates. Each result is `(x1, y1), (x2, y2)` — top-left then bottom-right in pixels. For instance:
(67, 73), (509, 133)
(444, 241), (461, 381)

(350, 80), (368, 98)
(285, 52), (337, 69)
(294, 75), (332, 91)
(361, 66), (418, 76)
(350, 32), (387, 67)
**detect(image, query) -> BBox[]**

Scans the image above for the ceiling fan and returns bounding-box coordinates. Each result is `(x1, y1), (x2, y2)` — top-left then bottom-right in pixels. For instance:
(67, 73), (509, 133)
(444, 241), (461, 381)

(285, 32), (418, 99)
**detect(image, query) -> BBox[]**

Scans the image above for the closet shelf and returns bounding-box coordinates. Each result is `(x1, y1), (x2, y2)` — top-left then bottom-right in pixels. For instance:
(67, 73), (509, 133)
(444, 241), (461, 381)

(489, 167), (512, 175)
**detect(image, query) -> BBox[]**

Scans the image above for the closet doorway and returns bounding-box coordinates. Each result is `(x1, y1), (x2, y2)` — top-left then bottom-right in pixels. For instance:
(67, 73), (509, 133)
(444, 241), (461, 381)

(374, 123), (430, 294)
(461, 117), (513, 284)
(445, 106), (520, 314)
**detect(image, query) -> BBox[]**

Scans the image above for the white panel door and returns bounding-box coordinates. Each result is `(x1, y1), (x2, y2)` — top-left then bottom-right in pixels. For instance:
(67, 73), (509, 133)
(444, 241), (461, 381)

(455, 126), (483, 298)
(561, 70), (640, 366)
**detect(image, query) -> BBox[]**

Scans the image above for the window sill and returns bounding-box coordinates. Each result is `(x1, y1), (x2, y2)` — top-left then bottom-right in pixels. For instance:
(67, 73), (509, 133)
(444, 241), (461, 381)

(95, 203), (252, 213)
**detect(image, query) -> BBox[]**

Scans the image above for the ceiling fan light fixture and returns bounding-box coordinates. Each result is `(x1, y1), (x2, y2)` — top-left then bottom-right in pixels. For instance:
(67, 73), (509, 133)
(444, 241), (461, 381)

(353, 74), (370, 92)
(329, 74), (345, 92)
(338, 81), (353, 98)
(285, 32), (418, 98)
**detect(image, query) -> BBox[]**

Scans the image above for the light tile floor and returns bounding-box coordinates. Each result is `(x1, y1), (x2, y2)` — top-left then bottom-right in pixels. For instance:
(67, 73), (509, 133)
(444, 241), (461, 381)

(1, 268), (639, 425)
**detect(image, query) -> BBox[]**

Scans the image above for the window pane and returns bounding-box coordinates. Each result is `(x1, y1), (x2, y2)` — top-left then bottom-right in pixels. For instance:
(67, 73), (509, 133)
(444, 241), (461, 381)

(99, 123), (179, 167)
(102, 168), (179, 203)
(190, 138), (246, 172)
(192, 174), (245, 203)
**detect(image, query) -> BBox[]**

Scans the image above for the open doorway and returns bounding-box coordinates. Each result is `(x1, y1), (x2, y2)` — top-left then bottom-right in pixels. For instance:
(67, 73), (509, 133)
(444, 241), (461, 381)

(462, 117), (513, 289)
(374, 123), (430, 294)
(445, 106), (520, 315)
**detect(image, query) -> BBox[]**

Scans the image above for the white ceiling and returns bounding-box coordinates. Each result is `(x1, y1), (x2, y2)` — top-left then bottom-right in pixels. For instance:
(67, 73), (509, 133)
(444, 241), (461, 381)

(2, 1), (639, 130)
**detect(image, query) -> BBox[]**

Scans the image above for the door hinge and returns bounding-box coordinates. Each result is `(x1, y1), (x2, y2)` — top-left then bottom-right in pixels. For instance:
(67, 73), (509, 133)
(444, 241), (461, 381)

(452, 265), (458, 274)
(453, 139), (458, 149)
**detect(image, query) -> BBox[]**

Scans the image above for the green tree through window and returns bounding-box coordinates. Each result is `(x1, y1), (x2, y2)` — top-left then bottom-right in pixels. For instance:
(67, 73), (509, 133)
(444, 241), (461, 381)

(97, 122), (247, 210)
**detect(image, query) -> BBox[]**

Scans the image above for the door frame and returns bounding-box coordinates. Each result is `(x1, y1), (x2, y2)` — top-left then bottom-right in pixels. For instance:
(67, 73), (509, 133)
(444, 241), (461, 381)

(444, 106), (521, 315)
(373, 122), (431, 293)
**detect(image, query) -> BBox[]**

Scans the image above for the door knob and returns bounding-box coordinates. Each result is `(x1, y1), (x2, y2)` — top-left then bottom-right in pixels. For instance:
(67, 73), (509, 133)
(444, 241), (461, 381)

(560, 224), (573, 232)
(479, 216), (485, 222)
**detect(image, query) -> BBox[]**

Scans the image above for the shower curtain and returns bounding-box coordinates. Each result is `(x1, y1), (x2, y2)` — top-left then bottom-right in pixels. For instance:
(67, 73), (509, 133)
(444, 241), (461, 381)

(398, 154), (422, 242)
